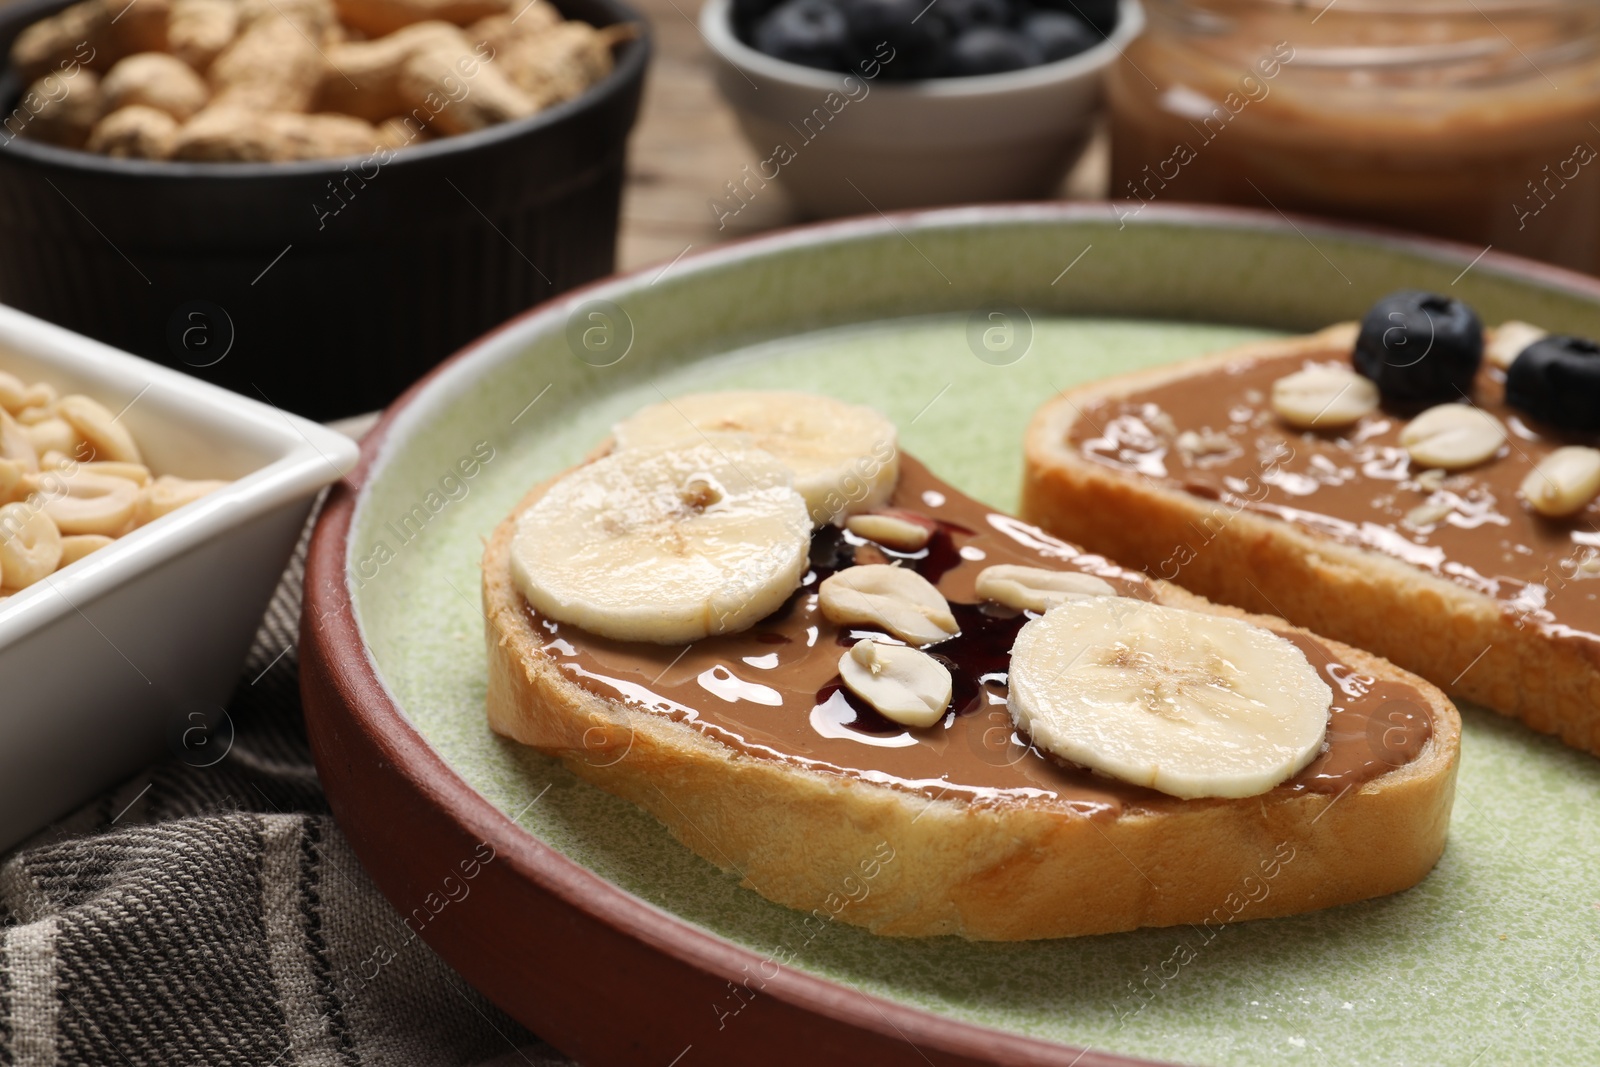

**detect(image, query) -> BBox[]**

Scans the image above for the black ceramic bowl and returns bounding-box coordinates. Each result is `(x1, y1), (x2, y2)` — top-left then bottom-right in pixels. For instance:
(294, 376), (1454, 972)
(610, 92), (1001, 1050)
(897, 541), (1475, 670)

(0, 0), (649, 419)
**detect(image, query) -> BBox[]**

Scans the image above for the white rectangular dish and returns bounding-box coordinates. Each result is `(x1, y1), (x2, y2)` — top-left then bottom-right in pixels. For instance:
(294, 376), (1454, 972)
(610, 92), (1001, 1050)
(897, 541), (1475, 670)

(0, 303), (359, 850)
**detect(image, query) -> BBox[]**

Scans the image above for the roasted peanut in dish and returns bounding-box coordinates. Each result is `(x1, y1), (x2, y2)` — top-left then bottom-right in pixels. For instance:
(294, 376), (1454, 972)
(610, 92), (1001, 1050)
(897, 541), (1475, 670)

(5, 0), (636, 161)
(0, 369), (227, 597)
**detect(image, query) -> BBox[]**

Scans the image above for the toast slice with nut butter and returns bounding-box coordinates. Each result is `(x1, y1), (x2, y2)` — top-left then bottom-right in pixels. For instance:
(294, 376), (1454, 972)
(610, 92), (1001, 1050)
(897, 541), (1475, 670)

(483, 390), (1459, 940)
(1023, 293), (1600, 759)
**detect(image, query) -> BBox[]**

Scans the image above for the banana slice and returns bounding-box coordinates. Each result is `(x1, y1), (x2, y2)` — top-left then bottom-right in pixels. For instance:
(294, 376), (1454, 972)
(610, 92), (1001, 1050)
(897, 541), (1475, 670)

(1008, 599), (1331, 799)
(613, 391), (899, 525)
(510, 443), (811, 644)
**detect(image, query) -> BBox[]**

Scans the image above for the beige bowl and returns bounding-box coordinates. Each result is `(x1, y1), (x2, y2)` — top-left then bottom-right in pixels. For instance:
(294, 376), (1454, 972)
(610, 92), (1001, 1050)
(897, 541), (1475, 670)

(699, 0), (1142, 217)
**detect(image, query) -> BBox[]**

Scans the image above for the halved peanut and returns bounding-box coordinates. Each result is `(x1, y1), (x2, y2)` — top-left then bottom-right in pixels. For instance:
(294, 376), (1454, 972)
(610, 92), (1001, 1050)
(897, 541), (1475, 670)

(1413, 468), (1448, 492)
(40, 470), (139, 536)
(975, 564), (1118, 613)
(59, 533), (115, 566)
(135, 475), (228, 526)
(838, 640), (952, 728)
(58, 395), (142, 464)
(1486, 321), (1547, 370)
(1404, 499), (1454, 529)
(818, 563), (958, 647)
(0, 460), (28, 508)
(25, 417), (80, 456)
(80, 461), (152, 486)
(0, 409), (38, 473)
(1175, 428), (1236, 458)
(845, 509), (936, 552)
(0, 371), (28, 412)
(24, 382), (55, 410)
(1270, 366), (1379, 430)
(1521, 446), (1600, 518)
(1401, 404), (1506, 470)
(0, 504), (63, 589)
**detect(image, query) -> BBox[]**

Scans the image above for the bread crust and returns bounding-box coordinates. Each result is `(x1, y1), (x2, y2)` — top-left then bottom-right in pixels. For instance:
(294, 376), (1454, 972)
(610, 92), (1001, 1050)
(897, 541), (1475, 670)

(484, 460), (1460, 940)
(1022, 323), (1600, 759)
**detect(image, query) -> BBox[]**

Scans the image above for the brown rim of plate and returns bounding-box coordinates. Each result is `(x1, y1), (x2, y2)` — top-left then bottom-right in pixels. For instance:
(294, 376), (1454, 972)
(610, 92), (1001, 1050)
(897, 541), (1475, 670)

(300, 202), (1600, 1067)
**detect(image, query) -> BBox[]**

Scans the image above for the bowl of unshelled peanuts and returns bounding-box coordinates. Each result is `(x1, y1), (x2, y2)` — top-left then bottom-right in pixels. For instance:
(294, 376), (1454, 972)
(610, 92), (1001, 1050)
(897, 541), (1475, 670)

(699, 0), (1138, 215)
(0, 0), (650, 419)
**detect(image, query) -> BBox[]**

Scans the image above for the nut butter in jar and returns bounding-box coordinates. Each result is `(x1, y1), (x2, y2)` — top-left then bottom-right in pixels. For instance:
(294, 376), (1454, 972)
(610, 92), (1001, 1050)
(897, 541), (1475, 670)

(1108, 0), (1600, 272)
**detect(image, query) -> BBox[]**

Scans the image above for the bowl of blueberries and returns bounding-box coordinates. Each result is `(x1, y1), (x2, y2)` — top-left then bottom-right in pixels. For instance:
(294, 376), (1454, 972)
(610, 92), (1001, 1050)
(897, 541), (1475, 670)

(700, 0), (1139, 217)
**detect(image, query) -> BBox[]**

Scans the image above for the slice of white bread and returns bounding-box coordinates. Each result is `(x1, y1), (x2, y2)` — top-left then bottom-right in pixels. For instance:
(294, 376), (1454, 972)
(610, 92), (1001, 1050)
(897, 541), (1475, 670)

(483, 453), (1460, 941)
(1023, 323), (1600, 759)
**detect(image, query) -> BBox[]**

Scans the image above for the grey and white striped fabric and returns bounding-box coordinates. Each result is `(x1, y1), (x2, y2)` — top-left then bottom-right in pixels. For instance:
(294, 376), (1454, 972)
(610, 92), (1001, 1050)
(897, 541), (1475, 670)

(0, 528), (577, 1067)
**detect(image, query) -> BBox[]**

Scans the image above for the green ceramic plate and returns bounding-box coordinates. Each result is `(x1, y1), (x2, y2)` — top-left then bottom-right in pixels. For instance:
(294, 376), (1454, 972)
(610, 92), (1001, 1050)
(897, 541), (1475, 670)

(324, 206), (1600, 1067)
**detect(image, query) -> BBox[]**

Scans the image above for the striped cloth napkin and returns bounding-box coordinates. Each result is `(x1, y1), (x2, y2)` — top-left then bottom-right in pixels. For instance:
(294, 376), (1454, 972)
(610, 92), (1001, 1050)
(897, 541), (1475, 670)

(0, 519), (576, 1067)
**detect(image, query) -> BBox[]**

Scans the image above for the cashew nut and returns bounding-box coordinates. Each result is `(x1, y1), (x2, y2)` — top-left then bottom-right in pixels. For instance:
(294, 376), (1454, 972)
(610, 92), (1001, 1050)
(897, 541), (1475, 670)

(0, 503), (63, 589)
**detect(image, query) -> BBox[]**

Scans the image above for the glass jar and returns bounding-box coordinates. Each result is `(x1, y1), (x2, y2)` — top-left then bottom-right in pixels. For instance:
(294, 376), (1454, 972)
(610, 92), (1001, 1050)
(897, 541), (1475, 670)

(1107, 0), (1600, 273)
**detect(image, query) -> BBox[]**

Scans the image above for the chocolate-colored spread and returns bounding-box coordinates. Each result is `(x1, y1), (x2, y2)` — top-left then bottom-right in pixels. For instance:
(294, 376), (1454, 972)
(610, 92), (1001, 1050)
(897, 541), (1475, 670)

(1107, 9), (1600, 273)
(529, 456), (1431, 816)
(1069, 343), (1600, 656)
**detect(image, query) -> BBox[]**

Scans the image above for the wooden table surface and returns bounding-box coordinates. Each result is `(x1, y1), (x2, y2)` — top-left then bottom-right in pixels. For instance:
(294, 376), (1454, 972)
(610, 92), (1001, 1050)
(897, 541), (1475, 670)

(613, 0), (1110, 273)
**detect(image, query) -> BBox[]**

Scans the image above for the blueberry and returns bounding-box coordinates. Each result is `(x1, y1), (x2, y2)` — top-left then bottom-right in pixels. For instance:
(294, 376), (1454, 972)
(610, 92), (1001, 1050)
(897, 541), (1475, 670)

(839, 0), (947, 77)
(1031, 0), (1114, 34)
(1505, 335), (1600, 431)
(755, 0), (853, 70)
(733, 0), (787, 40)
(1021, 9), (1096, 61)
(943, 26), (1042, 75)
(934, 0), (1011, 34)
(1354, 290), (1484, 406)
